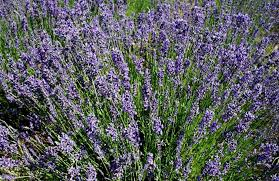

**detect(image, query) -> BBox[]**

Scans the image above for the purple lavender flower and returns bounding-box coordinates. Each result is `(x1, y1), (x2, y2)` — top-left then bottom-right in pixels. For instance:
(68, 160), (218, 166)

(203, 156), (221, 177)
(222, 162), (230, 175)
(110, 153), (134, 179)
(142, 68), (152, 110)
(86, 165), (97, 181)
(132, 55), (144, 75)
(106, 123), (118, 141)
(122, 73), (131, 90)
(0, 157), (19, 169)
(236, 121), (250, 133)
(123, 121), (140, 147)
(68, 165), (81, 180)
(59, 133), (75, 154)
(107, 69), (121, 96)
(175, 56), (184, 74)
(199, 110), (214, 130)
(0, 174), (15, 181)
(271, 174), (279, 181)
(167, 60), (176, 75)
(236, 112), (256, 133)
(110, 105), (119, 119)
(144, 153), (156, 171)
(174, 156), (182, 171)
(111, 50), (129, 75)
(157, 67), (165, 86)
(152, 116), (163, 135)
(210, 121), (219, 133)
(0, 125), (11, 152)
(228, 139), (237, 152)
(94, 141), (105, 159)
(161, 38), (170, 56)
(183, 158), (192, 179)
(122, 91), (136, 117)
(95, 75), (110, 98)
(257, 143), (278, 167)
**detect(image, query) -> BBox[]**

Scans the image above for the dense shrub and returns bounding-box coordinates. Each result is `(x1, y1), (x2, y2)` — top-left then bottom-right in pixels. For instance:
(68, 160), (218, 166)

(0, 0), (278, 180)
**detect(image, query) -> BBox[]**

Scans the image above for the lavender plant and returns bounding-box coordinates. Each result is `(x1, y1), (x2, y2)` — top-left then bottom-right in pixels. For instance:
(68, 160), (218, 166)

(0, 0), (278, 180)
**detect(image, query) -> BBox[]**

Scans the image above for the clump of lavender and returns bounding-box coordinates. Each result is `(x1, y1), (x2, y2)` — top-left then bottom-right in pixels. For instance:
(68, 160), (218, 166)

(0, 0), (278, 180)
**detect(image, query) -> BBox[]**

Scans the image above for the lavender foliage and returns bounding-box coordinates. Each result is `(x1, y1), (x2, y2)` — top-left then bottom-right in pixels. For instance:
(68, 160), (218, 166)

(0, 0), (278, 180)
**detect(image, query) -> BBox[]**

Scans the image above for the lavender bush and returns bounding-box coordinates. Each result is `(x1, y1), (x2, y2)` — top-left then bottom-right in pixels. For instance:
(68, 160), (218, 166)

(0, 0), (278, 180)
